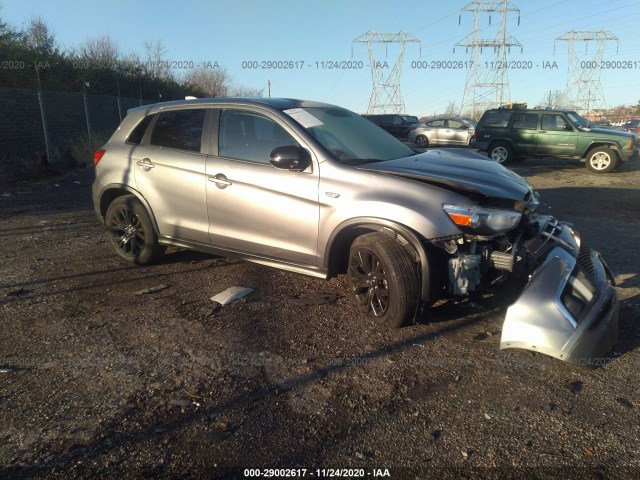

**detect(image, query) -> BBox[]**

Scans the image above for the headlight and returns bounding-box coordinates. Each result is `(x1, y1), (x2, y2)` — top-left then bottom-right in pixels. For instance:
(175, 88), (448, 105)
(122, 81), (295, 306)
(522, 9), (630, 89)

(443, 204), (522, 235)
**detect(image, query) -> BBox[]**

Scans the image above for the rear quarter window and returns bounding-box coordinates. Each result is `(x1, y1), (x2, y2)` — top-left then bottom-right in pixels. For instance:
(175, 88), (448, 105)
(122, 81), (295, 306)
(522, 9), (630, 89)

(126, 114), (154, 145)
(482, 111), (513, 128)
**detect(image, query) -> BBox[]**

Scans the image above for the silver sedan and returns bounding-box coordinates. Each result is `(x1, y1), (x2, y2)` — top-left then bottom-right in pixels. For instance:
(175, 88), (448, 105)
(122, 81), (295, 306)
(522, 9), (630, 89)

(408, 117), (477, 148)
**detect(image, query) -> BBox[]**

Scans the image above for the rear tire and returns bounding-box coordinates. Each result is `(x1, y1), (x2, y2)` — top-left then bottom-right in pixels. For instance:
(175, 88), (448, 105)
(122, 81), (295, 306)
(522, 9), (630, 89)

(347, 233), (419, 328)
(105, 195), (165, 265)
(586, 146), (618, 173)
(488, 141), (514, 164)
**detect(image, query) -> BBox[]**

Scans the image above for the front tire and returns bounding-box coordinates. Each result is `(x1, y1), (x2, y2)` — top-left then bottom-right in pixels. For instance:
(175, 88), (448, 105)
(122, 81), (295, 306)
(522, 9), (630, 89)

(347, 233), (419, 328)
(586, 146), (618, 173)
(415, 135), (429, 148)
(105, 195), (165, 265)
(489, 141), (514, 164)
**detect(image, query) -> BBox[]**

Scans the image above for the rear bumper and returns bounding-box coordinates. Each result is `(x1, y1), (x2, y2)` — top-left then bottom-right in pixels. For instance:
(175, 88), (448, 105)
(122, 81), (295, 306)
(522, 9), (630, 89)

(501, 219), (619, 365)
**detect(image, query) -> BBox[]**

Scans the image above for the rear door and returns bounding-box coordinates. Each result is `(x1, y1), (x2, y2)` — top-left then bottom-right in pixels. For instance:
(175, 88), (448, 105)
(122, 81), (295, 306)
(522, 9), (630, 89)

(426, 119), (445, 144)
(537, 113), (577, 157)
(133, 108), (210, 243)
(205, 108), (320, 265)
(510, 112), (539, 155)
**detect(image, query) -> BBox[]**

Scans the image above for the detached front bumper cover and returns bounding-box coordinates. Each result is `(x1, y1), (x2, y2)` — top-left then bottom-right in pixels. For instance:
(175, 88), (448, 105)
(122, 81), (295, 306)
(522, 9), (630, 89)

(501, 221), (619, 366)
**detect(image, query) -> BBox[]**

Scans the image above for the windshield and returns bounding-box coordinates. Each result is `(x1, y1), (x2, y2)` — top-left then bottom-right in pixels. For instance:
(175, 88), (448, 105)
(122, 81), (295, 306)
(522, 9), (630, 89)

(566, 112), (590, 128)
(402, 115), (419, 124)
(283, 107), (415, 164)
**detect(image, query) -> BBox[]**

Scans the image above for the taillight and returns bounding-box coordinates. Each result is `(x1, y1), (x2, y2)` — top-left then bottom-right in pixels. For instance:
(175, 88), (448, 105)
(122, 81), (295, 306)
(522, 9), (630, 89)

(471, 131), (477, 142)
(93, 148), (106, 167)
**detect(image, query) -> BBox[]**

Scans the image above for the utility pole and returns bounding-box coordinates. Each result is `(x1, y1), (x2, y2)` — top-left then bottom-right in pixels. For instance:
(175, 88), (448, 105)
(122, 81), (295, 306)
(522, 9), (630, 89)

(353, 31), (420, 114)
(456, 0), (522, 118)
(268, 79), (271, 98)
(555, 30), (618, 115)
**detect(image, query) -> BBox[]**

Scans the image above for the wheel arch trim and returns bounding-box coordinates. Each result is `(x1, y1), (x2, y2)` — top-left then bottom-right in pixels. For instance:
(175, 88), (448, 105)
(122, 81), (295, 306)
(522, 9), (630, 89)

(98, 183), (160, 233)
(324, 217), (433, 303)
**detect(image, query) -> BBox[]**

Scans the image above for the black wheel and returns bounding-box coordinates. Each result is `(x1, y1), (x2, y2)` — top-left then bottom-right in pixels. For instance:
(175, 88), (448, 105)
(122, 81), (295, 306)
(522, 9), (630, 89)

(347, 232), (420, 328)
(488, 141), (514, 164)
(105, 195), (165, 265)
(415, 135), (429, 148)
(586, 146), (618, 173)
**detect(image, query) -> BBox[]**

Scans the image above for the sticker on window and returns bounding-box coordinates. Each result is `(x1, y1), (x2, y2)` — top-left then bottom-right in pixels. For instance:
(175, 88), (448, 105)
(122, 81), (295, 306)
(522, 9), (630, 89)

(283, 108), (324, 128)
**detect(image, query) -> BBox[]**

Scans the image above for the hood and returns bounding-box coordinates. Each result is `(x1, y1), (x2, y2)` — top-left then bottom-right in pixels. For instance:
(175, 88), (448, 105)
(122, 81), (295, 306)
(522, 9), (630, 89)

(583, 126), (635, 137)
(359, 149), (533, 202)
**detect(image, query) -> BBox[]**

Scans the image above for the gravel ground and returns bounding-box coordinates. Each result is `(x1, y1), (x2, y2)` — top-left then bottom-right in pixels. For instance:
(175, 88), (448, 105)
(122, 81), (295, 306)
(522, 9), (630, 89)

(0, 156), (639, 479)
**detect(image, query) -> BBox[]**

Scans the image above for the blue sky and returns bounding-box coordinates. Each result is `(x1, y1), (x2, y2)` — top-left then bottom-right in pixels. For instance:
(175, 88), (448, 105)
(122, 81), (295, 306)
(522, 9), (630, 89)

(2, 0), (638, 116)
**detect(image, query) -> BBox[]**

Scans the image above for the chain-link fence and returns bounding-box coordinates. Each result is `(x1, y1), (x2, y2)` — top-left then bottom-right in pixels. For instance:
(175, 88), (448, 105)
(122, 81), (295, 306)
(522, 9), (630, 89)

(0, 87), (156, 183)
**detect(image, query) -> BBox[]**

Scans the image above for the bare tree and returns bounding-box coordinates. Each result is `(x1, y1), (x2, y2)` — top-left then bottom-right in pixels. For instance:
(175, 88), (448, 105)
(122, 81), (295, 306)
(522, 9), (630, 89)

(444, 100), (458, 116)
(184, 67), (230, 97)
(22, 15), (56, 56)
(229, 83), (264, 97)
(79, 34), (119, 68)
(539, 90), (566, 109)
(143, 39), (171, 80)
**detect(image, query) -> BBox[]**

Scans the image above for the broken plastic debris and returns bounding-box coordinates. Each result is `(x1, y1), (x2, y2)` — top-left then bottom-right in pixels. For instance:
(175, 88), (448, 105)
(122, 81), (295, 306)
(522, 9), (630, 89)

(134, 284), (171, 295)
(211, 286), (254, 306)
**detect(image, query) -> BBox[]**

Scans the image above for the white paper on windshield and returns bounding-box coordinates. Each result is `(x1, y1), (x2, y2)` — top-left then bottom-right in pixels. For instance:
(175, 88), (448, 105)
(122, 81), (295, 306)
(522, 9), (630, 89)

(283, 108), (324, 128)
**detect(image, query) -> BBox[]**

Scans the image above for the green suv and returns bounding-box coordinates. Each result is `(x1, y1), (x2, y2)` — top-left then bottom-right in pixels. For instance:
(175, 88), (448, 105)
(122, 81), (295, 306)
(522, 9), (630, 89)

(471, 108), (639, 173)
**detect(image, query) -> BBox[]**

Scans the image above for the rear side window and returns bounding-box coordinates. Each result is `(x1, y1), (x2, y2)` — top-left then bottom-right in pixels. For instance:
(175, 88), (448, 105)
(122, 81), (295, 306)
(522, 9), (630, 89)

(428, 119), (445, 127)
(126, 114), (154, 145)
(512, 113), (538, 130)
(150, 109), (206, 152)
(483, 111), (512, 128)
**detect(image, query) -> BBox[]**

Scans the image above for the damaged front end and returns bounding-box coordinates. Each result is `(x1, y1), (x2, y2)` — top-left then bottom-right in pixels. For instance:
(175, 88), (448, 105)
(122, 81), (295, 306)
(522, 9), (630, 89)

(436, 201), (619, 365)
(501, 216), (619, 365)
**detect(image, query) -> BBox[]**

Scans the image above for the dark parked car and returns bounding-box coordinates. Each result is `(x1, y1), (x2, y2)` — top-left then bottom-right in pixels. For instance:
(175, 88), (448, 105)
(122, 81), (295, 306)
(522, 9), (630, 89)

(362, 113), (420, 139)
(471, 108), (639, 173)
(92, 97), (618, 364)
(408, 116), (477, 147)
(623, 119), (640, 134)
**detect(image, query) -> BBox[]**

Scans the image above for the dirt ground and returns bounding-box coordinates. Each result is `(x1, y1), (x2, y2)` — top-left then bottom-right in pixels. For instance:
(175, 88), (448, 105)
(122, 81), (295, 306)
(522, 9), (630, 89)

(1, 155), (639, 479)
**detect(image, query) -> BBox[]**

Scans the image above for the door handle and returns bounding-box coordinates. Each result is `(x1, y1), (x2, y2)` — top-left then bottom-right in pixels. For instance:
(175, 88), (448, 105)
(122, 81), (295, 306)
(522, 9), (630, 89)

(136, 158), (155, 170)
(208, 174), (232, 189)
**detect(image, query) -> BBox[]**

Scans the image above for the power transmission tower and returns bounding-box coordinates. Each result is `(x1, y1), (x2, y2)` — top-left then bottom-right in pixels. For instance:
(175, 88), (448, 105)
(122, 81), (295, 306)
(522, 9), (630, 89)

(456, 0), (522, 118)
(554, 30), (618, 114)
(353, 31), (420, 114)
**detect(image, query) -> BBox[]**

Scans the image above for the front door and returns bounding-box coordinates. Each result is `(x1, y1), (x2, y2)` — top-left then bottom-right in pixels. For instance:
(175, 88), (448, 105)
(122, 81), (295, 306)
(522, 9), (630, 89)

(205, 109), (320, 266)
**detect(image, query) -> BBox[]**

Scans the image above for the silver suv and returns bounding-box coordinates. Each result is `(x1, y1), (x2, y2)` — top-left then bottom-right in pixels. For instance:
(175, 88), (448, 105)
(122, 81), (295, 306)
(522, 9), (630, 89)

(92, 98), (618, 365)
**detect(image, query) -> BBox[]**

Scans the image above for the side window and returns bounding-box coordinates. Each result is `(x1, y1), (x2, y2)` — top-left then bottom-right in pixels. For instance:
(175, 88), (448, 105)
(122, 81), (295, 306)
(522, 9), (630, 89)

(150, 109), (205, 152)
(448, 120), (464, 129)
(219, 110), (298, 164)
(483, 111), (512, 128)
(392, 115), (403, 125)
(542, 114), (568, 131)
(126, 114), (155, 145)
(429, 119), (445, 127)
(512, 113), (538, 130)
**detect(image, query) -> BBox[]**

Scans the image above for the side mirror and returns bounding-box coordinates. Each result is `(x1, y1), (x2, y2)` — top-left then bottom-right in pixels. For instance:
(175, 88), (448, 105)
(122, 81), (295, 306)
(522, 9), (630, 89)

(270, 145), (312, 171)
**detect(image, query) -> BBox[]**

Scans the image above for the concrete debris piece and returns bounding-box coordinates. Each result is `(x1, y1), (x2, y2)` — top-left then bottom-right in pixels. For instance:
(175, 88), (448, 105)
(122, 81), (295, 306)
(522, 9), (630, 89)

(210, 286), (254, 306)
(134, 284), (171, 295)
